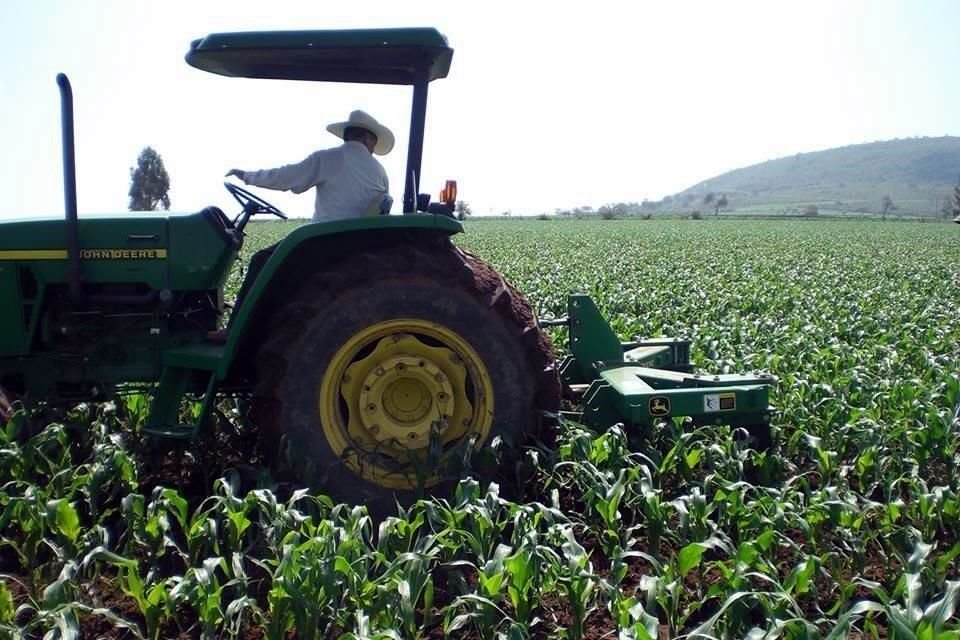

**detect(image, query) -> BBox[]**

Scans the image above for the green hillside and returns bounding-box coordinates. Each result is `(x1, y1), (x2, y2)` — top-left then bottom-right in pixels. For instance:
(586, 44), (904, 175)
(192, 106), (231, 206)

(670, 136), (960, 217)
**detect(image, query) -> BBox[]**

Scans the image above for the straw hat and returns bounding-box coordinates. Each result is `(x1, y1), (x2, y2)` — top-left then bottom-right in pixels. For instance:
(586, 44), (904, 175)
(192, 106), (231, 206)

(327, 110), (395, 156)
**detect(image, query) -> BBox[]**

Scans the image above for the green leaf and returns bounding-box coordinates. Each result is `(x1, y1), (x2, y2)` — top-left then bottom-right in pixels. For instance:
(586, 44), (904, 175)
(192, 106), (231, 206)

(922, 580), (960, 632)
(678, 543), (705, 577)
(887, 604), (920, 640)
(47, 499), (81, 544)
(0, 581), (14, 623)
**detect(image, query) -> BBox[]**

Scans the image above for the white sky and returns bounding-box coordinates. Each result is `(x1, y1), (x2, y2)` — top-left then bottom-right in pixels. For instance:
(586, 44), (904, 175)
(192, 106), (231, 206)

(1, 0), (958, 219)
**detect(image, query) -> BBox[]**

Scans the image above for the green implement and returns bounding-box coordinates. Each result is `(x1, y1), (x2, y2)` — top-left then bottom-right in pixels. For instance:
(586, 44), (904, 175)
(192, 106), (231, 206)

(557, 295), (775, 448)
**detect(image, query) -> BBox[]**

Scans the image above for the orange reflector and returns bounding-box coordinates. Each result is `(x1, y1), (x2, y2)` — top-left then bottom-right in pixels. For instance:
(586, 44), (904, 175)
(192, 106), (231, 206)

(440, 180), (457, 205)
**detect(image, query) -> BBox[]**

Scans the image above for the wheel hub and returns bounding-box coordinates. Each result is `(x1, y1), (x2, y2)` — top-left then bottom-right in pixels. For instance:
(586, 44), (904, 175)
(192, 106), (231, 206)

(357, 353), (455, 447)
(320, 321), (495, 490)
(339, 332), (473, 456)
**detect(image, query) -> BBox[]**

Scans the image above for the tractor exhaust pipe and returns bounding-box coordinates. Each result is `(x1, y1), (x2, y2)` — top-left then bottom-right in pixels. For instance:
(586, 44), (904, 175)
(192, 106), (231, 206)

(57, 73), (83, 302)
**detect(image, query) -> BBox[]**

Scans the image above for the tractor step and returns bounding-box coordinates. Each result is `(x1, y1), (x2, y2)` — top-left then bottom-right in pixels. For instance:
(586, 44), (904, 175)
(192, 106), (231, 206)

(143, 353), (222, 439)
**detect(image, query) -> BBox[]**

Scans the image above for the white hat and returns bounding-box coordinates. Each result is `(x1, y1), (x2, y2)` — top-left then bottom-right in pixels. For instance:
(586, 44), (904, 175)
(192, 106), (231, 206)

(327, 110), (395, 156)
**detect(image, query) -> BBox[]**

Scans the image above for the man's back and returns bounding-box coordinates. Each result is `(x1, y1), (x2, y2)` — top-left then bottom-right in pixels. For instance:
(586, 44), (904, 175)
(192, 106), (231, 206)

(309, 142), (389, 221)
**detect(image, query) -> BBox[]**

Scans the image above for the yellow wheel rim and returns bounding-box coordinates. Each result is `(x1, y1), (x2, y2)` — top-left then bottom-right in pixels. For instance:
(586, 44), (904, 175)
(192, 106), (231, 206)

(318, 319), (495, 490)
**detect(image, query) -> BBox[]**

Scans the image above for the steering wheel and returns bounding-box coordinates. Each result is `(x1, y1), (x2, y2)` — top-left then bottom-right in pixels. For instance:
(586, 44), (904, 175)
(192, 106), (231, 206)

(224, 182), (288, 220)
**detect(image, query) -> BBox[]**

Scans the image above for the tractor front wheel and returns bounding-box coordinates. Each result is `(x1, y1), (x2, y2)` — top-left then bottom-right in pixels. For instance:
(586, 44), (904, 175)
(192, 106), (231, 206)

(253, 235), (560, 509)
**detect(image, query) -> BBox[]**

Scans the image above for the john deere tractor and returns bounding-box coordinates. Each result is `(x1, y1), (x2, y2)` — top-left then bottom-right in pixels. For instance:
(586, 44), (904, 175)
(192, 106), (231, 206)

(0, 28), (774, 506)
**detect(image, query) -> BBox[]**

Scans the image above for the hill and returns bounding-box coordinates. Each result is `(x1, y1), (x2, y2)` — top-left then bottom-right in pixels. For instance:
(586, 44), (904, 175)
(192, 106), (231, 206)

(668, 136), (960, 217)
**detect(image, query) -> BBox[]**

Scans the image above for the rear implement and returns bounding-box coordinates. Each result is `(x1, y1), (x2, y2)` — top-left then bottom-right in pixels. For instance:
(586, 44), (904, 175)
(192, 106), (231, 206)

(554, 295), (774, 448)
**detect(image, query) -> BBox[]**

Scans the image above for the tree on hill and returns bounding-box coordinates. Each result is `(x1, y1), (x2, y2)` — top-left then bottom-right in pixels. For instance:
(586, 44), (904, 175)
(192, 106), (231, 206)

(703, 192), (715, 211)
(128, 147), (171, 211)
(715, 194), (728, 215)
(953, 176), (960, 218)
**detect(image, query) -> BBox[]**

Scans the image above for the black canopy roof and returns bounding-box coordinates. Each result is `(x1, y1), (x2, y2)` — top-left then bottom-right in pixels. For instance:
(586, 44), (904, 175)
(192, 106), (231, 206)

(186, 28), (453, 85)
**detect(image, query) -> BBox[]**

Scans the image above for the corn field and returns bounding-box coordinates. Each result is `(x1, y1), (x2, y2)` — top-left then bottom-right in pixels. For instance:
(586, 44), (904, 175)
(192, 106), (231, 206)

(2, 218), (960, 639)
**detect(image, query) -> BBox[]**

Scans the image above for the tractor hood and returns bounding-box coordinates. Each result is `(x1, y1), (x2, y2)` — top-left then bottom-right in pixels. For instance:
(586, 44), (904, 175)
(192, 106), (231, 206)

(0, 208), (237, 292)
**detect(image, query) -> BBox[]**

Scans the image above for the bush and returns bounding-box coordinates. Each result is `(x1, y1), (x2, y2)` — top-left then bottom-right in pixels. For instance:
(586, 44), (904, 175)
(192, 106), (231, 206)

(691, 209), (703, 220)
(804, 205), (819, 217)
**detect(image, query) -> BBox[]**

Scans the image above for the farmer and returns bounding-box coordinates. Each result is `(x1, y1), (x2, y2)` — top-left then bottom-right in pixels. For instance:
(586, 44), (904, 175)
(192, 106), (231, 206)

(208, 109), (394, 343)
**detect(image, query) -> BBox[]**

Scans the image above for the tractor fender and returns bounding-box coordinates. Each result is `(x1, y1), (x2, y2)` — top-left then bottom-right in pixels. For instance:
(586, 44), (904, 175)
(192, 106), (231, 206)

(216, 214), (463, 380)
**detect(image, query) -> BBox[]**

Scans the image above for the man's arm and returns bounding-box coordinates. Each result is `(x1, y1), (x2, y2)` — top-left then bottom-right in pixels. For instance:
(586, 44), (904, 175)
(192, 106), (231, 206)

(227, 151), (331, 194)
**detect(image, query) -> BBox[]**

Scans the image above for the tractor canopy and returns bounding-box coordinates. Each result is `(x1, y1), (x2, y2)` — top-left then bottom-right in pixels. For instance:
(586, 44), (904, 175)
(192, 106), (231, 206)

(185, 28), (453, 85)
(187, 27), (456, 215)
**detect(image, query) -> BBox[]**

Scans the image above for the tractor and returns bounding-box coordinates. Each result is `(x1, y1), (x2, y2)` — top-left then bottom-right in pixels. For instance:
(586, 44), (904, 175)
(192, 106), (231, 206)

(0, 28), (774, 508)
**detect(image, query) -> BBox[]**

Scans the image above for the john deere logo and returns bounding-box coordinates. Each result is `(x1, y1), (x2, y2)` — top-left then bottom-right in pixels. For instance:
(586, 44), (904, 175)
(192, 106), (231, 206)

(649, 397), (671, 416)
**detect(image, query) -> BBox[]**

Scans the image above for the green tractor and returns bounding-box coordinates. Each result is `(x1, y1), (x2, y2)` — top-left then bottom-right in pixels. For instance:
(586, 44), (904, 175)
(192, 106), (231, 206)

(0, 28), (774, 506)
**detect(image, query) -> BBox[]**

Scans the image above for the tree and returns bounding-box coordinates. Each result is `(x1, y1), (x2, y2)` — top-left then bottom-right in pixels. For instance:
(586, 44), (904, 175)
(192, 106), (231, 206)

(952, 175), (960, 218)
(455, 200), (472, 221)
(128, 147), (171, 211)
(880, 195), (894, 219)
(715, 194), (728, 216)
(599, 203), (628, 220)
(703, 192), (715, 210)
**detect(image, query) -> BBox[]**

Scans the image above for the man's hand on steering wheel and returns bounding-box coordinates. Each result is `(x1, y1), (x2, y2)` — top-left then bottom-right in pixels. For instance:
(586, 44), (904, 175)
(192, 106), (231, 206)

(224, 181), (288, 221)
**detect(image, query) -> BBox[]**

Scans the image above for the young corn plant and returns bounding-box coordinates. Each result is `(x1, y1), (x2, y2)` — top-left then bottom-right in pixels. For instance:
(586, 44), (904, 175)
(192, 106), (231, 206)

(555, 527), (600, 640)
(170, 556), (229, 639)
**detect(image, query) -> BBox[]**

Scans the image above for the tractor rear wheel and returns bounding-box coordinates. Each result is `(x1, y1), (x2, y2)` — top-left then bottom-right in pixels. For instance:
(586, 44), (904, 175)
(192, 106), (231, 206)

(253, 234), (560, 509)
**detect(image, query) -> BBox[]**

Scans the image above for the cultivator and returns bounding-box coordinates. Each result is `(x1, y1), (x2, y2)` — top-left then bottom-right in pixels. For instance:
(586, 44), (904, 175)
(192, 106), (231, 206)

(0, 27), (774, 507)
(547, 295), (774, 447)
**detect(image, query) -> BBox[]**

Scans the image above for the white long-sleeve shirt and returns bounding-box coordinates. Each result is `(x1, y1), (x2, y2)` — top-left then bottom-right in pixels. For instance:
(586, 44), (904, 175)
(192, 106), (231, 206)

(242, 141), (389, 221)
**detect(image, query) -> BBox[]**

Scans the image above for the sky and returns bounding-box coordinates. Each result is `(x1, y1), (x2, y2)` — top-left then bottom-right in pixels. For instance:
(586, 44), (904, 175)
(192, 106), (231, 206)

(1, 1), (958, 220)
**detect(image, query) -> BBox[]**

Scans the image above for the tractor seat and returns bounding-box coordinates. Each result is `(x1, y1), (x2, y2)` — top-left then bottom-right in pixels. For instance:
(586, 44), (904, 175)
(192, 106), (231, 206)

(363, 194), (394, 217)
